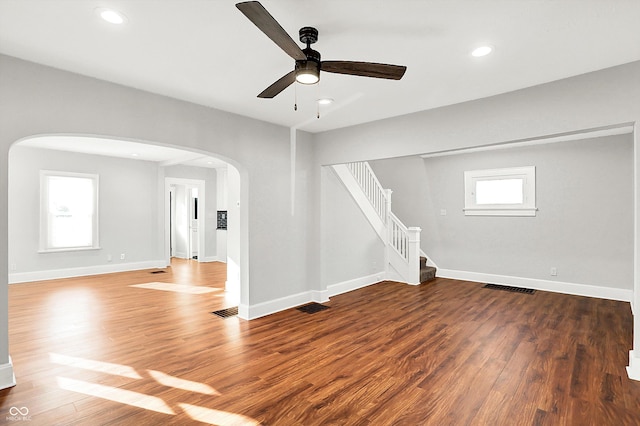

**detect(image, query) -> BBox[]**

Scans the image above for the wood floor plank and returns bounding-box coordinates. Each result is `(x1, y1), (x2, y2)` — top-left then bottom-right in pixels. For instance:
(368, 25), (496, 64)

(1, 259), (640, 424)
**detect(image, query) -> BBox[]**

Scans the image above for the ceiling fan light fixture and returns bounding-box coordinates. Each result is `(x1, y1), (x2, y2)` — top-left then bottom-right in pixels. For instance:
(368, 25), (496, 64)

(295, 59), (320, 85)
(296, 71), (319, 85)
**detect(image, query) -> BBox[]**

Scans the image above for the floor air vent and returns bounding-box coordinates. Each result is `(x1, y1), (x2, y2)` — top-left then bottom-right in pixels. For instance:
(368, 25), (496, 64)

(296, 303), (330, 314)
(150, 270), (166, 274)
(211, 307), (238, 318)
(484, 284), (535, 294)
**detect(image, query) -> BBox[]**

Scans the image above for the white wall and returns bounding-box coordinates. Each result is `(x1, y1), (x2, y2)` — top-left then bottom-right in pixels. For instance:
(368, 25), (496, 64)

(370, 134), (634, 293)
(8, 146), (163, 281)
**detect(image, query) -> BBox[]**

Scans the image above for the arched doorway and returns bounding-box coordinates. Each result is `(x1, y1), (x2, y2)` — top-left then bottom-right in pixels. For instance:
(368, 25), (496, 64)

(7, 134), (245, 306)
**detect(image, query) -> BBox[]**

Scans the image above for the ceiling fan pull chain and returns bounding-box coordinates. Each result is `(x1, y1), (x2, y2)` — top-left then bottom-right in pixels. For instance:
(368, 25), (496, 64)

(316, 81), (320, 119)
(294, 82), (298, 111)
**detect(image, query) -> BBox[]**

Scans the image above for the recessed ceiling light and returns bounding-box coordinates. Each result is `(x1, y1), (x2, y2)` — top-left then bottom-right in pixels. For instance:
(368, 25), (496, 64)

(317, 98), (334, 105)
(471, 45), (493, 57)
(131, 153), (139, 157)
(96, 8), (128, 25)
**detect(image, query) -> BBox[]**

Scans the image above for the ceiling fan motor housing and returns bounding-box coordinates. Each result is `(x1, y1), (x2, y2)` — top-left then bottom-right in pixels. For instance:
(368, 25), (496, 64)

(295, 28), (321, 84)
(299, 26), (318, 45)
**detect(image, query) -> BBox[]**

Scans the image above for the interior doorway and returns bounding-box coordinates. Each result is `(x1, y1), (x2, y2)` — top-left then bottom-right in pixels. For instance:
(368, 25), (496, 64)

(166, 178), (205, 262)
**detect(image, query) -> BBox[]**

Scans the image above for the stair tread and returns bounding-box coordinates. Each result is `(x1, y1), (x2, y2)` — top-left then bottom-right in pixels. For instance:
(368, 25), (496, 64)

(420, 264), (437, 284)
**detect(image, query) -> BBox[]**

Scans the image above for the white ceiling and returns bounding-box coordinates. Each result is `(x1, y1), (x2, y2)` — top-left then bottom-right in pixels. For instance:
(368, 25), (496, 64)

(2, 0), (640, 159)
(19, 136), (229, 169)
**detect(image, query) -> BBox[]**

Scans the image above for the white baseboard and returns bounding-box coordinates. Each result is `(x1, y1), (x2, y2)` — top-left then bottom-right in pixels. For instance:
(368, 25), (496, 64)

(239, 273), (384, 320)
(9, 260), (167, 284)
(238, 304), (249, 320)
(241, 291), (318, 320)
(327, 272), (385, 297)
(0, 357), (16, 390)
(311, 290), (330, 303)
(201, 256), (226, 263)
(627, 350), (640, 381)
(436, 268), (633, 302)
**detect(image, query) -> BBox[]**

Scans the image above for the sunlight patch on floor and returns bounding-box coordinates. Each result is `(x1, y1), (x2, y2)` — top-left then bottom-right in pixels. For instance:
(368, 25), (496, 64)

(56, 377), (175, 415)
(148, 370), (220, 395)
(49, 353), (142, 379)
(47, 289), (99, 336)
(130, 282), (222, 294)
(179, 403), (260, 425)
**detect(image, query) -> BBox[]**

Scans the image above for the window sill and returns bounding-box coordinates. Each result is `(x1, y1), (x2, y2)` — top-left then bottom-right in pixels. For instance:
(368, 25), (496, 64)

(38, 246), (102, 254)
(463, 208), (537, 217)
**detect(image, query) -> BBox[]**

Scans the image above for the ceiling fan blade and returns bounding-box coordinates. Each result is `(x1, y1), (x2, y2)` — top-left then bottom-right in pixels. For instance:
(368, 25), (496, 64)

(258, 70), (297, 98)
(321, 61), (407, 80)
(236, 1), (306, 61)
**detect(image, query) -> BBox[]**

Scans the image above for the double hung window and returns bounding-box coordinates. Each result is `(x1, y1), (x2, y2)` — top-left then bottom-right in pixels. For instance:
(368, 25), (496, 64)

(40, 171), (99, 252)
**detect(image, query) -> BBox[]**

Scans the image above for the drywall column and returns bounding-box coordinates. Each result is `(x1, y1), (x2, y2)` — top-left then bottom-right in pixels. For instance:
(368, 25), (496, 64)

(629, 124), (640, 381)
(227, 166), (243, 308)
(407, 227), (422, 285)
(0, 146), (15, 389)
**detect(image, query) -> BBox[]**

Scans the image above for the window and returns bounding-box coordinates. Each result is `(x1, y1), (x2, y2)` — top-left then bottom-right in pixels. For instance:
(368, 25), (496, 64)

(464, 166), (536, 216)
(40, 171), (99, 252)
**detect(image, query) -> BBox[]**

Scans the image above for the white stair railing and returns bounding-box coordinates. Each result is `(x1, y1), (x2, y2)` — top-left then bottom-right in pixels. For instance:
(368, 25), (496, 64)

(341, 161), (422, 285)
(346, 162), (387, 223)
(389, 212), (409, 261)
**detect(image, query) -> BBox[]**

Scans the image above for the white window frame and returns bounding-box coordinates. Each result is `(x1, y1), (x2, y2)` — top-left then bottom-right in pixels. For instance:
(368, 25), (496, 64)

(464, 166), (537, 216)
(39, 170), (100, 252)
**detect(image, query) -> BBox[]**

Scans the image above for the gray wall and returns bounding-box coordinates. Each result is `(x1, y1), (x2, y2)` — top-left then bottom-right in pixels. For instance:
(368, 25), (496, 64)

(321, 166), (386, 287)
(370, 134), (634, 290)
(8, 147), (227, 276)
(312, 60), (640, 306)
(314, 61), (640, 166)
(9, 146), (161, 273)
(0, 54), (317, 319)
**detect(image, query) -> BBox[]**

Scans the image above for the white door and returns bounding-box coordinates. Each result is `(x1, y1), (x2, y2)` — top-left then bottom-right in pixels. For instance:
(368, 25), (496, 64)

(189, 187), (199, 259)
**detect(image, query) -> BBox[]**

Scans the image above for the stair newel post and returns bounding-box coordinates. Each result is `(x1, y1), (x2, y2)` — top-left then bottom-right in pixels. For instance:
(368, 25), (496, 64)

(407, 227), (422, 285)
(385, 189), (393, 226)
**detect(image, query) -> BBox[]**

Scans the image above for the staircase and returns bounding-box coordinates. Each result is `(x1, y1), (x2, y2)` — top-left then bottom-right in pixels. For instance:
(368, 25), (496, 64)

(420, 256), (437, 283)
(332, 161), (437, 285)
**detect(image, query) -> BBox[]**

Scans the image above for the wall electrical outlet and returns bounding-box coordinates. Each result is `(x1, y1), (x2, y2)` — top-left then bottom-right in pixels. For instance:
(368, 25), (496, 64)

(550, 267), (557, 276)
(107, 254), (112, 262)
(120, 253), (126, 260)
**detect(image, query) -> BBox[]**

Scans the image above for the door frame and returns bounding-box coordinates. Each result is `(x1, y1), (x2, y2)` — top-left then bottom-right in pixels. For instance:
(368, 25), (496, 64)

(164, 177), (205, 265)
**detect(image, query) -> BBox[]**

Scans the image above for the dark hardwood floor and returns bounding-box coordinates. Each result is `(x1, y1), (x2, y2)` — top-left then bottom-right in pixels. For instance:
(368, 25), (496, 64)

(1, 259), (639, 425)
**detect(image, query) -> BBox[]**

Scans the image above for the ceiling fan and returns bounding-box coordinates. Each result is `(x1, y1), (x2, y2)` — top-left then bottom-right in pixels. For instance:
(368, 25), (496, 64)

(236, 1), (407, 99)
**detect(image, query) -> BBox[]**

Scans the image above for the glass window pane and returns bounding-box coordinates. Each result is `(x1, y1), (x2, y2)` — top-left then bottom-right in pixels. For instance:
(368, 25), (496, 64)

(46, 175), (94, 248)
(475, 178), (523, 205)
